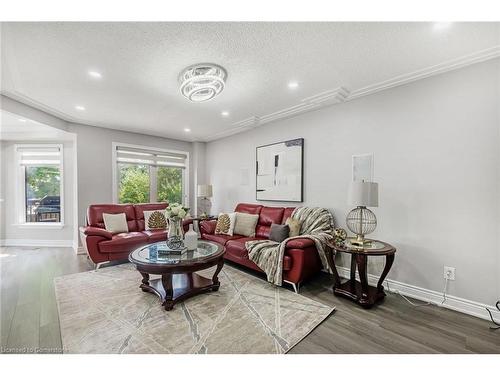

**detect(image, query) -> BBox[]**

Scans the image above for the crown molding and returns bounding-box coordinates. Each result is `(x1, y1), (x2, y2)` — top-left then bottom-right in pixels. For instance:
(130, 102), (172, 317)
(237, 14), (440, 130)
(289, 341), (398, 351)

(347, 45), (500, 100)
(210, 46), (500, 142)
(1, 90), (81, 123)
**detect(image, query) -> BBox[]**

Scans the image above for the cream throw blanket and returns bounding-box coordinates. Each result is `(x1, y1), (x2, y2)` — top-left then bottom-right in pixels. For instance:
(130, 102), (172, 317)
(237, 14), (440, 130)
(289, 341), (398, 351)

(245, 207), (335, 286)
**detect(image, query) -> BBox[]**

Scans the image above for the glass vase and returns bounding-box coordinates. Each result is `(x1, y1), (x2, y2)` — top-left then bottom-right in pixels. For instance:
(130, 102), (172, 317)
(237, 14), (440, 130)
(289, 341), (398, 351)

(166, 217), (184, 249)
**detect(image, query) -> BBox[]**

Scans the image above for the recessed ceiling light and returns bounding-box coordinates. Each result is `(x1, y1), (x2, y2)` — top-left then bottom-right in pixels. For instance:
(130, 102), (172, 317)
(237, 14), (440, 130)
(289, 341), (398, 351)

(88, 70), (102, 79)
(221, 111), (230, 117)
(18, 118), (27, 122)
(184, 128), (191, 132)
(433, 22), (452, 31)
(288, 81), (299, 89)
(75, 105), (86, 111)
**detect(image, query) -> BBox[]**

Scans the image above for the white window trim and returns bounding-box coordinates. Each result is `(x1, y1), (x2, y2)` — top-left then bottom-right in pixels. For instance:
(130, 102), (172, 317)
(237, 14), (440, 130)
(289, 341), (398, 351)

(15, 143), (65, 227)
(111, 142), (190, 207)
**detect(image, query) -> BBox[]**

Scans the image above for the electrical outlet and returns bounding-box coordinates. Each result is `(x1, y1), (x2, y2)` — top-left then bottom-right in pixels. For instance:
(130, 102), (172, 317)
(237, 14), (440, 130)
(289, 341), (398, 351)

(444, 266), (455, 280)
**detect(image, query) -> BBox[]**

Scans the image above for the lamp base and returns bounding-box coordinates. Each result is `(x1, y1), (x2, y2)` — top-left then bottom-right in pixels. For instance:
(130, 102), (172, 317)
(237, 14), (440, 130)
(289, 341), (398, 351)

(349, 235), (372, 247)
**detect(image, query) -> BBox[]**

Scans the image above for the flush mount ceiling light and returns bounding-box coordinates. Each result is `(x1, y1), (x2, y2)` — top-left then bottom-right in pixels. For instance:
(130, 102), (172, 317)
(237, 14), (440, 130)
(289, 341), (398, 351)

(179, 63), (227, 102)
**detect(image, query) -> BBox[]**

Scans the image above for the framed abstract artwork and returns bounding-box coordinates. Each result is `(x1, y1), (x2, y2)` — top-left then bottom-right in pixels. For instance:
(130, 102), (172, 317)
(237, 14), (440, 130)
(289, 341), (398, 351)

(256, 138), (304, 202)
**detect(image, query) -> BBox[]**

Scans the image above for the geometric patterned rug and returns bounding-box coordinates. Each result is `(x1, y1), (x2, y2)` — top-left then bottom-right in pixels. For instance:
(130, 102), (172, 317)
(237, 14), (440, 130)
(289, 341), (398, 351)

(54, 263), (335, 354)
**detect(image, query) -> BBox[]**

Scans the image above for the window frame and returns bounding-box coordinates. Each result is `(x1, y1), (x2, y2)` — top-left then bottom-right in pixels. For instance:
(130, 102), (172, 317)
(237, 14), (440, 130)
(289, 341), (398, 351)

(15, 143), (65, 228)
(111, 142), (189, 206)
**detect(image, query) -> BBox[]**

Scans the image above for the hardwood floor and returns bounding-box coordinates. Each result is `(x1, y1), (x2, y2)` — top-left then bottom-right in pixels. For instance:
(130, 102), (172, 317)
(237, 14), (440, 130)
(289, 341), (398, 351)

(1, 246), (498, 354)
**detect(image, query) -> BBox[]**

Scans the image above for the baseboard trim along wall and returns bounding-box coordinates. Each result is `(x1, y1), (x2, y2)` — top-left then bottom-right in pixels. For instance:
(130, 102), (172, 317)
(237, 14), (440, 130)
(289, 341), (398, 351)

(0, 239), (75, 248)
(336, 266), (500, 322)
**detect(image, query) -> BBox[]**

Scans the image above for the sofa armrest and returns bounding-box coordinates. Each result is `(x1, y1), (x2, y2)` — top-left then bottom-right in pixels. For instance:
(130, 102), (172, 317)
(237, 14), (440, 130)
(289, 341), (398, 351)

(200, 219), (217, 235)
(286, 238), (315, 249)
(80, 226), (113, 240)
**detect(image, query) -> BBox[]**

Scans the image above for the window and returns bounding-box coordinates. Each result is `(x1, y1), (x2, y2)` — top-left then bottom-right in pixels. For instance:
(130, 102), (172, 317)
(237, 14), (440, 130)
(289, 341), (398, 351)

(16, 144), (63, 224)
(113, 144), (188, 205)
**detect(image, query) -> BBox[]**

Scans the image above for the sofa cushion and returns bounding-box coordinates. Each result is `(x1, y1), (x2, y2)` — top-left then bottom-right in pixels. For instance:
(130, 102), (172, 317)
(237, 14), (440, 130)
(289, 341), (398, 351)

(258, 206), (285, 226)
(134, 203), (169, 231)
(225, 237), (268, 258)
(98, 232), (148, 253)
(225, 237), (292, 271)
(202, 233), (244, 246)
(87, 204), (138, 232)
(235, 203), (263, 215)
(200, 220), (217, 234)
(255, 225), (271, 239)
(281, 207), (296, 224)
(143, 229), (168, 243)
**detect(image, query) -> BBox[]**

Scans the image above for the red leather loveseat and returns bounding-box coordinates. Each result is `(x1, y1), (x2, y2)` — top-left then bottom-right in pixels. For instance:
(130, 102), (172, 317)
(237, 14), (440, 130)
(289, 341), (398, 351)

(199, 203), (323, 292)
(80, 203), (190, 269)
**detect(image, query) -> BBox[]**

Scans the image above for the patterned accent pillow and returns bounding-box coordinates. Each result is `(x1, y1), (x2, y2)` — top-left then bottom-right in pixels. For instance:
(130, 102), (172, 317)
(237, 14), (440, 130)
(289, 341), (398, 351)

(215, 212), (237, 236)
(285, 217), (301, 237)
(143, 210), (168, 230)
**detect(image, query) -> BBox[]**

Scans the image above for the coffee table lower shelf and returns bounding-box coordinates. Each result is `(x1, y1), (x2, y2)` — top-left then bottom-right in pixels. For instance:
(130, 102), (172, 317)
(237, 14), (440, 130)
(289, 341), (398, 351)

(140, 272), (219, 311)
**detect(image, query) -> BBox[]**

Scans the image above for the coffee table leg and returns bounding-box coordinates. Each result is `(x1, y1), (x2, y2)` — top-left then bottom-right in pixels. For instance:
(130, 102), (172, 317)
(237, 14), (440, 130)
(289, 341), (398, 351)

(355, 253), (370, 305)
(211, 258), (224, 291)
(161, 273), (174, 311)
(140, 272), (150, 286)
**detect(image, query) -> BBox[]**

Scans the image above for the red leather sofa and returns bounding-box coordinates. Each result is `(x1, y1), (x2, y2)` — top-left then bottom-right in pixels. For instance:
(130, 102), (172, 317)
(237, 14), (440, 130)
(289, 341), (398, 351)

(200, 203), (323, 292)
(80, 203), (191, 268)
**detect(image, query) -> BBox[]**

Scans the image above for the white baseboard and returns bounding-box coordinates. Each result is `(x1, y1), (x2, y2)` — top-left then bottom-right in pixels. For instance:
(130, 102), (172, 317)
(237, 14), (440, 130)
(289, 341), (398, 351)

(0, 239), (74, 248)
(336, 266), (500, 322)
(76, 246), (86, 255)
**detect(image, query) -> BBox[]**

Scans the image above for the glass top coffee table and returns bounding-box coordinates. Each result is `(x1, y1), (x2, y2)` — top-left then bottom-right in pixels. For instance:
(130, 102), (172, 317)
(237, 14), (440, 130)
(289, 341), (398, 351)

(129, 240), (225, 311)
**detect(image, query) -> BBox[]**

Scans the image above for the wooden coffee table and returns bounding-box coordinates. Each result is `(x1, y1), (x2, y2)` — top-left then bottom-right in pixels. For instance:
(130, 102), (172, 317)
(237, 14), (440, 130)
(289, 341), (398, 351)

(326, 238), (396, 308)
(129, 240), (224, 311)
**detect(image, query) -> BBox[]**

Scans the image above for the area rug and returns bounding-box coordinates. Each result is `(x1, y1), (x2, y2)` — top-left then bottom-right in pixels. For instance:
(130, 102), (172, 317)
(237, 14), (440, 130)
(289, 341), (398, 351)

(54, 263), (334, 354)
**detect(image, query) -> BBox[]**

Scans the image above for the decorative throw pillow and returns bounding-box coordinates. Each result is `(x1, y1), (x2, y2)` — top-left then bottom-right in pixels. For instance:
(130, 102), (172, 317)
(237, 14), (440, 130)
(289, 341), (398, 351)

(143, 210), (168, 230)
(233, 212), (259, 237)
(215, 212), (236, 236)
(103, 213), (129, 234)
(269, 223), (290, 243)
(285, 217), (301, 237)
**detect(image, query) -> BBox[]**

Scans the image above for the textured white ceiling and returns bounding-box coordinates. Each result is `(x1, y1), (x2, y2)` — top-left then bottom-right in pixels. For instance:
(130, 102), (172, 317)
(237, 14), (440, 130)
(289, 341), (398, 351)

(1, 22), (499, 141)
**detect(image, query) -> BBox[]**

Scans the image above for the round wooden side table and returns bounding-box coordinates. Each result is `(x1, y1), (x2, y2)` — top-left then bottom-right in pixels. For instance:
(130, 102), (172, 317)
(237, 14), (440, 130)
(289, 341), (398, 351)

(326, 238), (396, 308)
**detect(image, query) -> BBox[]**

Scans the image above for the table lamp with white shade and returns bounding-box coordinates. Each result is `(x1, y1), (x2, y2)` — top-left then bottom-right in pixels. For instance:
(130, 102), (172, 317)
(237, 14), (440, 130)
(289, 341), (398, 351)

(197, 184), (213, 217)
(346, 181), (379, 246)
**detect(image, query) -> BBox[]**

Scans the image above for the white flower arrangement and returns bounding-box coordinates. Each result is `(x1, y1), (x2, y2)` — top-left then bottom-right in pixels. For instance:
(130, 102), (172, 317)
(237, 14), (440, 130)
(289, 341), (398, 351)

(165, 203), (190, 219)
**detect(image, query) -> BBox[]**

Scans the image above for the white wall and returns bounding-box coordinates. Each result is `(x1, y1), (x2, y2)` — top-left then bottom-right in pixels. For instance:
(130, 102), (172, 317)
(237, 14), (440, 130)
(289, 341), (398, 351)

(206, 58), (500, 306)
(0, 139), (77, 247)
(65, 123), (194, 229)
